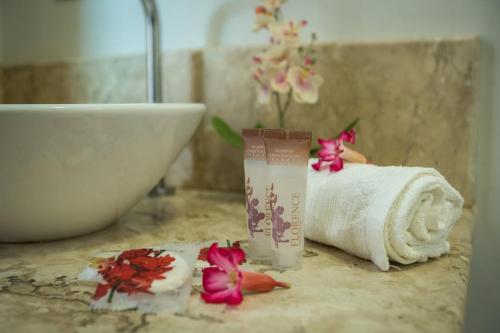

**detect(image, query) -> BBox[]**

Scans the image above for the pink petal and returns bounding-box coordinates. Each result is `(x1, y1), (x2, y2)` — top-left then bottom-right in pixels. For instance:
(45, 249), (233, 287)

(317, 138), (335, 147)
(329, 158), (344, 172)
(319, 152), (343, 162)
(207, 243), (237, 273)
(339, 130), (356, 144)
(201, 289), (233, 303)
(226, 284), (243, 305)
(311, 161), (321, 171)
(317, 149), (334, 158)
(201, 280), (243, 305)
(348, 130), (356, 143)
(227, 246), (246, 266)
(202, 267), (229, 293)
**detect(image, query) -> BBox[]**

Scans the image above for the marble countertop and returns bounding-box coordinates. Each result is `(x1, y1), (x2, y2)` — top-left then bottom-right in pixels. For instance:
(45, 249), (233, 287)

(0, 190), (472, 333)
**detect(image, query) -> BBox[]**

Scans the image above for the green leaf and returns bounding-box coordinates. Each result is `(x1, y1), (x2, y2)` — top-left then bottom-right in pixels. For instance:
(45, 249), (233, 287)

(211, 116), (243, 149)
(310, 147), (320, 156)
(254, 122), (265, 129)
(336, 118), (359, 138)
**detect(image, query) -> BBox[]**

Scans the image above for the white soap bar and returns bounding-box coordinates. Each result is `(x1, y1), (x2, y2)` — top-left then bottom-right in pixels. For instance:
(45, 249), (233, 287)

(150, 251), (190, 292)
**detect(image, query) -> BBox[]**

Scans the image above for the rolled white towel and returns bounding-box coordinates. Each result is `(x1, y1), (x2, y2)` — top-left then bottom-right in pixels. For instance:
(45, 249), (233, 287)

(305, 160), (464, 271)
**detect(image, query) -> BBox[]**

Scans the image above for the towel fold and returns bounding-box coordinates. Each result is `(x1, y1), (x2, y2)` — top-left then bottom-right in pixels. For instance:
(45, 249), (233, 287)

(305, 160), (464, 271)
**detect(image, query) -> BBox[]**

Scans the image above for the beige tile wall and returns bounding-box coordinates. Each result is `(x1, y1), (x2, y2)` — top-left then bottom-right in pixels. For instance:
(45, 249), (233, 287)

(1, 38), (479, 205)
(0, 68), (4, 103)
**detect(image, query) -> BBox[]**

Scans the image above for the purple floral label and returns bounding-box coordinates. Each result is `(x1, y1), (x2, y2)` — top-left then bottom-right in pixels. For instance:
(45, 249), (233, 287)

(269, 184), (291, 248)
(245, 177), (265, 237)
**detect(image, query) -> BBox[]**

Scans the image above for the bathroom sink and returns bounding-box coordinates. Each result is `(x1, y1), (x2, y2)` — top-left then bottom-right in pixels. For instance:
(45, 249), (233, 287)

(0, 103), (205, 242)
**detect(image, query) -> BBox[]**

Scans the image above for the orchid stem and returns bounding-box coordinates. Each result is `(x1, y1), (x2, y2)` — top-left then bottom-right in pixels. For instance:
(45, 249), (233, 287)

(282, 90), (292, 116)
(275, 91), (293, 129)
(278, 111), (285, 129)
(274, 92), (285, 129)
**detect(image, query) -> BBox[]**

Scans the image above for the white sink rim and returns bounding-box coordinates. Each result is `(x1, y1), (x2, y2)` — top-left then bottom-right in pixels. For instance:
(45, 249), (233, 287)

(0, 103), (205, 114)
(0, 103), (206, 243)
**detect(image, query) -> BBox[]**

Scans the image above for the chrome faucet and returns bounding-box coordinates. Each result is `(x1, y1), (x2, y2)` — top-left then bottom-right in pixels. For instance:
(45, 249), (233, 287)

(140, 0), (162, 103)
(141, 0), (171, 196)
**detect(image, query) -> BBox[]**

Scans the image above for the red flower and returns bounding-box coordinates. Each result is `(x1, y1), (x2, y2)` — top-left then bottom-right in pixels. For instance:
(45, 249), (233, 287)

(198, 247), (210, 261)
(312, 129), (367, 172)
(201, 243), (290, 305)
(92, 248), (176, 302)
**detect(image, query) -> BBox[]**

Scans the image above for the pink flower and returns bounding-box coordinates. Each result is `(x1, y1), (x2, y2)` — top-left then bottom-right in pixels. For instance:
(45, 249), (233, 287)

(252, 55), (291, 103)
(201, 243), (290, 305)
(252, 67), (272, 104)
(312, 129), (367, 172)
(269, 20), (306, 48)
(288, 66), (324, 104)
(253, 6), (275, 31)
(270, 61), (291, 94)
(201, 243), (245, 305)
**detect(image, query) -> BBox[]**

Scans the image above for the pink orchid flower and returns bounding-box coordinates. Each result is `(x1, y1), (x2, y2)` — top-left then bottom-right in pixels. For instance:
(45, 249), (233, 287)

(312, 129), (367, 172)
(252, 67), (272, 104)
(201, 243), (290, 305)
(288, 66), (324, 104)
(270, 61), (291, 94)
(269, 20), (306, 48)
(252, 58), (290, 103)
(253, 6), (275, 32)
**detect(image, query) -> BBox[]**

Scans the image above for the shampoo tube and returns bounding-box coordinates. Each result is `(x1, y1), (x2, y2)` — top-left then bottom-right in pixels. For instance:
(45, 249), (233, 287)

(243, 129), (272, 259)
(263, 129), (311, 270)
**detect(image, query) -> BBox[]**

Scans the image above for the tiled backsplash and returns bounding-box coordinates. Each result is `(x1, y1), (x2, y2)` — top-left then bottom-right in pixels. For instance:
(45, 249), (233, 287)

(0, 69), (4, 103)
(0, 38), (479, 205)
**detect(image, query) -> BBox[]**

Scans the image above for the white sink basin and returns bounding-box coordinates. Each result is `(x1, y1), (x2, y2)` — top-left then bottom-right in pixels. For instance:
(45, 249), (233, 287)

(0, 103), (205, 242)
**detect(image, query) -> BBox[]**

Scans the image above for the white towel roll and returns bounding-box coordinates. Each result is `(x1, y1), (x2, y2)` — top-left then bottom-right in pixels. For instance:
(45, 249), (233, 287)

(305, 160), (464, 271)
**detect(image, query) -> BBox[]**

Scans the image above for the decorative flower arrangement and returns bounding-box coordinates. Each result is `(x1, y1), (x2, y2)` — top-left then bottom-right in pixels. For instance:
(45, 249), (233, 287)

(92, 248), (175, 303)
(312, 129), (367, 172)
(251, 0), (323, 128)
(212, 0), (364, 168)
(201, 243), (290, 305)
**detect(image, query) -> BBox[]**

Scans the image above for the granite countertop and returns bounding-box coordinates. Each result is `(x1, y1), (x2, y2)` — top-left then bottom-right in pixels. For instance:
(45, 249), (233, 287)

(0, 190), (472, 333)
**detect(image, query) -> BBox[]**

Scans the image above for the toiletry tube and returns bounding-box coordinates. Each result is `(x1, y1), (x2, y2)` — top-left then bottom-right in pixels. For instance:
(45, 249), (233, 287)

(242, 129), (272, 259)
(263, 130), (311, 270)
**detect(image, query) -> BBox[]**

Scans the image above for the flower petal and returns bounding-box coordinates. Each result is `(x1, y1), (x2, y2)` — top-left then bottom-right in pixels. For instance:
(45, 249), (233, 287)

(201, 289), (234, 304)
(317, 138), (335, 147)
(225, 285), (243, 305)
(202, 267), (229, 293)
(207, 243), (237, 272)
(201, 281), (243, 305)
(339, 129), (356, 144)
(227, 246), (246, 266)
(317, 149), (334, 158)
(93, 283), (110, 300)
(329, 158), (344, 172)
(311, 160), (321, 171)
(256, 83), (271, 104)
(293, 88), (319, 104)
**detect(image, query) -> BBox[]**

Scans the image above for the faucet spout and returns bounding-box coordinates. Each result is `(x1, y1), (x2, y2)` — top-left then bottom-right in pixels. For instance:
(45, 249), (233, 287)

(141, 0), (162, 103)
